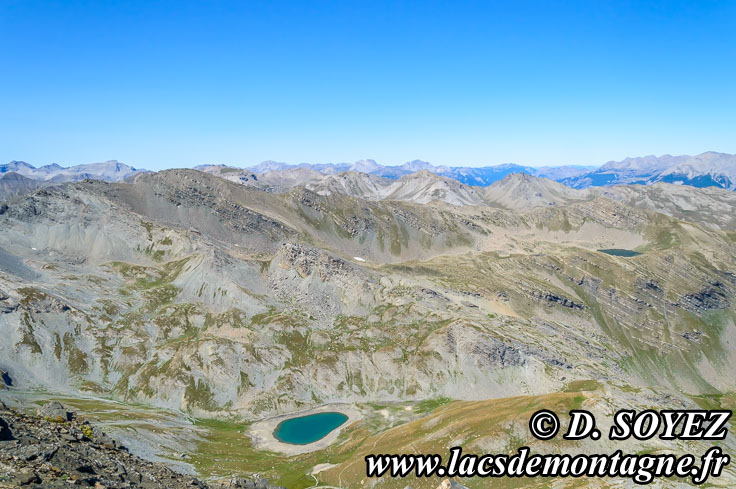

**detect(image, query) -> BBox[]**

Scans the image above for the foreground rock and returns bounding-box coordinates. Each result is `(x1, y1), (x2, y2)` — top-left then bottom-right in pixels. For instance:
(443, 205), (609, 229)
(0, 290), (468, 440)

(0, 401), (284, 489)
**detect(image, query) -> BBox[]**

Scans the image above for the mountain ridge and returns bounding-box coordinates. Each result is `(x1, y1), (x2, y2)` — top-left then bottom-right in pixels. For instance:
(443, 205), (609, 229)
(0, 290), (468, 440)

(0, 159), (145, 182)
(232, 151), (736, 191)
(3, 151), (735, 207)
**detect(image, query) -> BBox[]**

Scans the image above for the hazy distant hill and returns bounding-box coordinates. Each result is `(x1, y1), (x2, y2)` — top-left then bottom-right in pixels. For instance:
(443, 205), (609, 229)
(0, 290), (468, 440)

(561, 151), (736, 190)
(7, 150), (735, 193)
(230, 151), (736, 192)
(0, 160), (145, 182)
(0, 172), (49, 201)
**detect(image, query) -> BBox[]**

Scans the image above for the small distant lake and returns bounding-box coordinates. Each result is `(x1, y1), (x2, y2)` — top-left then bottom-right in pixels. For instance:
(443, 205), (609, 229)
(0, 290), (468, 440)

(598, 248), (642, 257)
(273, 412), (348, 445)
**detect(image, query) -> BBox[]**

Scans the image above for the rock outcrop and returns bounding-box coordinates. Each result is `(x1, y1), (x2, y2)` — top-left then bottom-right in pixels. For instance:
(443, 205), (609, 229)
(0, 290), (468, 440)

(0, 401), (285, 489)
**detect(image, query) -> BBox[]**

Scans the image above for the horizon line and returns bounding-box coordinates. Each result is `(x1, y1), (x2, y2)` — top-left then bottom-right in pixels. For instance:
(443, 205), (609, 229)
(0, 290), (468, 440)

(4, 149), (732, 172)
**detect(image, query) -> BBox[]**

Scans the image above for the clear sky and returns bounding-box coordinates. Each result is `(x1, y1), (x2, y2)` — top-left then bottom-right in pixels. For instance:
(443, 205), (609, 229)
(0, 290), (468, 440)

(2, 1), (735, 171)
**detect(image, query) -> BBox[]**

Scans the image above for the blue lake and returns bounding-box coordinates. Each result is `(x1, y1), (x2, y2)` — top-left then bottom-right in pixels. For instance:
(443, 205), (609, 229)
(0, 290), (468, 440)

(598, 248), (642, 257)
(273, 412), (348, 445)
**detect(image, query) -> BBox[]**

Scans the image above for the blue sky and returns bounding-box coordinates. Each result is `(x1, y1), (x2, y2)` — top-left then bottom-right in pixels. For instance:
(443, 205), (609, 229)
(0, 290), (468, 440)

(1, 1), (735, 171)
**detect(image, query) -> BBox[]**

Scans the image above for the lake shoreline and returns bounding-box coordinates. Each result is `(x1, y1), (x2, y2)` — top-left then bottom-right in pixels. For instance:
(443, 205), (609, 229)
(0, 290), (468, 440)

(247, 404), (363, 455)
(274, 411), (348, 444)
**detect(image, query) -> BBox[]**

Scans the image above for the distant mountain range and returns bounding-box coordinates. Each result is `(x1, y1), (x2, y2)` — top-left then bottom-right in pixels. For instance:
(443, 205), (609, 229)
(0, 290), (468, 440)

(241, 159), (597, 186)
(559, 151), (736, 190)
(3, 152), (735, 195)
(238, 151), (736, 191)
(0, 160), (144, 182)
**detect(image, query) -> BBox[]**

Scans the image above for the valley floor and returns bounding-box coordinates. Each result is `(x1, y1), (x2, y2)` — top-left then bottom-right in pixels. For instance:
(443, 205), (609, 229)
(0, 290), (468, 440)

(3, 383), (735, 489)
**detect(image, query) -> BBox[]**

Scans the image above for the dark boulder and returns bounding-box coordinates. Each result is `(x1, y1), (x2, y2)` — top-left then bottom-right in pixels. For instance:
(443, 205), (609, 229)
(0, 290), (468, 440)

(0, 415), (13, 441)
(38, 401), (75, 422)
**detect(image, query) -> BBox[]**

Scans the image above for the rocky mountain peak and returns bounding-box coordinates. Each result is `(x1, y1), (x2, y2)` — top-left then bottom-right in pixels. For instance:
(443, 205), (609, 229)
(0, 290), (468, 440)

(482, 172), (589, 210)
(349, 159), (381, 173)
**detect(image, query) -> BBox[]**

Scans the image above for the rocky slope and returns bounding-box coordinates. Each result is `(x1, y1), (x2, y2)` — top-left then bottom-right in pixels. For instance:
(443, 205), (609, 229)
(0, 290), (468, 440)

(480, 172), (592, 209)
(0, 169), (734, 418)
(304, 170), (486, 206)
(0, 399), (282, 489)
(0, 174), (48, 202)
(194, 165), (267, 190)
(593, 182), (736, 229)
(304, 171), (392, 200)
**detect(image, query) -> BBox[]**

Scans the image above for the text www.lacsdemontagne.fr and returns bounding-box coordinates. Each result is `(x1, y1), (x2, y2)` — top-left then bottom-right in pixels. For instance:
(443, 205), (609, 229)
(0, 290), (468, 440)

(365, 447), (729, 485)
